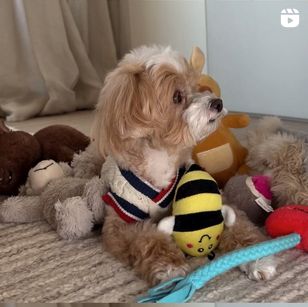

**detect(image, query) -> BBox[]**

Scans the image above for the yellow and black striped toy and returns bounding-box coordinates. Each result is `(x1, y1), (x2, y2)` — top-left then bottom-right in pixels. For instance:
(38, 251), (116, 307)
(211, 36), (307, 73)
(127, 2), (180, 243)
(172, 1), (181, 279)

(158, 164), (235, 257)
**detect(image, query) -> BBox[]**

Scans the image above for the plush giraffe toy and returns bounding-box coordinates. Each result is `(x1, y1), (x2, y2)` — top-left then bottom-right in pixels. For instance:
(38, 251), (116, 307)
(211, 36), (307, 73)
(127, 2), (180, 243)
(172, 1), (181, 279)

(190, 47), (251, 188)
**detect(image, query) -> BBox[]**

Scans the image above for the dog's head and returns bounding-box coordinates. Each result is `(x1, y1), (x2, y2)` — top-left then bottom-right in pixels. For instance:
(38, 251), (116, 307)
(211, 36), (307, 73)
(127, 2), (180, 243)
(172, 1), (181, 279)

(93, 46), (226, 160)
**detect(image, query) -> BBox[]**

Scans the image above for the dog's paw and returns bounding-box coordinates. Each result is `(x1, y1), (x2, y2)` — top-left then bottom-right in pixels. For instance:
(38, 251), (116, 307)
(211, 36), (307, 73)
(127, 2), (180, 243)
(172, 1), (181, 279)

(150, 262), (189, 286)
(240, 255), (277, 281)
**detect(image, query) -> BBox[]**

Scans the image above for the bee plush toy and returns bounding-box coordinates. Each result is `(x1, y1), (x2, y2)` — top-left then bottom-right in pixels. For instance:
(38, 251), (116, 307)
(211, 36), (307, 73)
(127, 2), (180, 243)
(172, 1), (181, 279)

(158, 164), (236, 258)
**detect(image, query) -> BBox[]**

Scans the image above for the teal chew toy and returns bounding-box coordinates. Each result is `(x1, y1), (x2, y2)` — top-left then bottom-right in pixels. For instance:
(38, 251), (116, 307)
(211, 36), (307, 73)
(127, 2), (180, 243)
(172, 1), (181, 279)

(138, 233), (301, 303)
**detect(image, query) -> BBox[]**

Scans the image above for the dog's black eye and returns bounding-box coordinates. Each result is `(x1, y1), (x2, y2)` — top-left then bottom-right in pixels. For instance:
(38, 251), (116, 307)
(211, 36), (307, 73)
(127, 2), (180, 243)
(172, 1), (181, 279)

(173, 90), (184, 104)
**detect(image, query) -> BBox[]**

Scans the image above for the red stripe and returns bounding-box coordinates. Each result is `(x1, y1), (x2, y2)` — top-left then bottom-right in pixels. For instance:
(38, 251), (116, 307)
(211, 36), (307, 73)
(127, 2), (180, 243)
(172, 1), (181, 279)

(152, 175), (177, 203)
(102, 193), (136, 224)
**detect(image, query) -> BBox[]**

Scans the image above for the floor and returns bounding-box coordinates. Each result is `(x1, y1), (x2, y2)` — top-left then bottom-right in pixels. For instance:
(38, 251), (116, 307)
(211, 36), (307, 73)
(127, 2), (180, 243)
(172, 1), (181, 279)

(10, 110), (95, 135)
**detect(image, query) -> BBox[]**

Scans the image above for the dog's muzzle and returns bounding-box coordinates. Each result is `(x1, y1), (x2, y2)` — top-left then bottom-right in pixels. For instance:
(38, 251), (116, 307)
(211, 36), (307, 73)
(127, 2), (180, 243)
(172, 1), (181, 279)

(188, 93), (223, 112)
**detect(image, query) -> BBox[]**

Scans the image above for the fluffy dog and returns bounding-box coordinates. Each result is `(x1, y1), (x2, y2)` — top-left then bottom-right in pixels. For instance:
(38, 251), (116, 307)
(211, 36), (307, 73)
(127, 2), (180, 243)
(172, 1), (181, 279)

(246, 116), (308, 206)
(93, 46), (277, 285)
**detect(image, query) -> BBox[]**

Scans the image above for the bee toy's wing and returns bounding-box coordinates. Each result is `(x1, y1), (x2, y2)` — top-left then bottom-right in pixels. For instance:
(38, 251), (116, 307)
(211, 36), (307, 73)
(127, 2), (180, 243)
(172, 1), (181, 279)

(157, 216), (175, 235)
(222, 205), (236, 227)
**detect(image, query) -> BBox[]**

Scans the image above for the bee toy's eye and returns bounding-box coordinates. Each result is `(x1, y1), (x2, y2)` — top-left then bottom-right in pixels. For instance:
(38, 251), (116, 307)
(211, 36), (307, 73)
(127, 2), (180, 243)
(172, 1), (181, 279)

(197, 248), (204, 253)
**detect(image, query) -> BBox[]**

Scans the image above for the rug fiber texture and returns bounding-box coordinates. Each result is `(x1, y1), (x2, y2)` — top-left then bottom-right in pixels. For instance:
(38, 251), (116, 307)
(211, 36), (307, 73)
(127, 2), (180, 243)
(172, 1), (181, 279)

(0, 221), (307, 302)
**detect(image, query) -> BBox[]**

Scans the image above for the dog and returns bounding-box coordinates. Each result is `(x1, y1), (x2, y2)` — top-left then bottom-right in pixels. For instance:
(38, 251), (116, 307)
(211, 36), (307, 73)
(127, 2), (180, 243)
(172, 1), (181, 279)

(92, 46), (277, 285)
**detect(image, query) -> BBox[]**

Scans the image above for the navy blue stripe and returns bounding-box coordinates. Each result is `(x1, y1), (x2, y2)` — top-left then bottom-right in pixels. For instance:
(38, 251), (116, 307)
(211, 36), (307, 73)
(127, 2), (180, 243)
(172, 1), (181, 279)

(110, 192), (150, 220)
(120, 169), (159, 199)
(158, 167), (186, 208)
(179, 167), (186, 177)
(158, 192), (175, 208)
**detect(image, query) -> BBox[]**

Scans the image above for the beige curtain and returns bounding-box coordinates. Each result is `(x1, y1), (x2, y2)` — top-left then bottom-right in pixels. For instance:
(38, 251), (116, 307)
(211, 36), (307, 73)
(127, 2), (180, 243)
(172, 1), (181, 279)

(108, 0), (132, 59)
(0, 0), (117, 122)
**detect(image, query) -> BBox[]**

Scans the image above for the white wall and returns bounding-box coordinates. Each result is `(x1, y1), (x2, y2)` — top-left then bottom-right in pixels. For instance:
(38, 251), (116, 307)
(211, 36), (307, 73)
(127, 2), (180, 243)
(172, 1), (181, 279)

(206, 0), (308, 119)
(125, 0), (207, 66)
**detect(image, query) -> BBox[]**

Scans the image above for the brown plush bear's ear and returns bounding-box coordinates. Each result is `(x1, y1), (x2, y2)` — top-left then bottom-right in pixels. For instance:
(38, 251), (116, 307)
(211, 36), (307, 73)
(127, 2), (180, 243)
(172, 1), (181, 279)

(190, 46), (205, 74)
(0, 119), (10, 135)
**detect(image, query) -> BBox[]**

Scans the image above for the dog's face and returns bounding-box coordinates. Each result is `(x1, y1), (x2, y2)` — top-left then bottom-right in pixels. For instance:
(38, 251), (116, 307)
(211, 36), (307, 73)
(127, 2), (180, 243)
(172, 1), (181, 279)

(93, 46), (226, 160)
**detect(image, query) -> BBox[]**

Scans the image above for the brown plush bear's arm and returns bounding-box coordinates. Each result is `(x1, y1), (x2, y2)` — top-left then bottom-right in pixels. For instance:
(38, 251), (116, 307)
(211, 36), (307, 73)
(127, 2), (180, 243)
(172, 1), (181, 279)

(222, 114), (250, 129)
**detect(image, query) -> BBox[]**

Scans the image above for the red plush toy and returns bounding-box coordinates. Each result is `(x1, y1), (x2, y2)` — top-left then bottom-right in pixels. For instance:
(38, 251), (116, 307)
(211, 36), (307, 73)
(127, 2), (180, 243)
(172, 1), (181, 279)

(266, 205), (308, 252)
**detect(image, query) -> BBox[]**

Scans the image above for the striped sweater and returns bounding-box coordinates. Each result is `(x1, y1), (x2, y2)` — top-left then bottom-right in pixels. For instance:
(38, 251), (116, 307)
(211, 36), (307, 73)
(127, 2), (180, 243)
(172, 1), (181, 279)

(101, 156), (185, 223)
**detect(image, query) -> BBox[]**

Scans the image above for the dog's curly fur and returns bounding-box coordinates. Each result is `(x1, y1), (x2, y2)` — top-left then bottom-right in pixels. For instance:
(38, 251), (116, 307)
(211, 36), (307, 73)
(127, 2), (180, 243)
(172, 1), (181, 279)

(93, 46), (277, 285)
(246, 117), (308, 207)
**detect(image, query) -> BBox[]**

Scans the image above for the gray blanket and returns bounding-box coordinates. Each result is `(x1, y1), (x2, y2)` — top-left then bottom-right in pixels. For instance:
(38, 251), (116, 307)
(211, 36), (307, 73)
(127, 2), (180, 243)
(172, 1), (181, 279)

(1, 221), (307, 302)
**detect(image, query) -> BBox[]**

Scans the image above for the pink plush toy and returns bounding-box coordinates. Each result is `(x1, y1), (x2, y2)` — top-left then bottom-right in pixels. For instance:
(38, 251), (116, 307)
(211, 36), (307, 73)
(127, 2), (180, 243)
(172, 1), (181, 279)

(266, 205), (308, 252)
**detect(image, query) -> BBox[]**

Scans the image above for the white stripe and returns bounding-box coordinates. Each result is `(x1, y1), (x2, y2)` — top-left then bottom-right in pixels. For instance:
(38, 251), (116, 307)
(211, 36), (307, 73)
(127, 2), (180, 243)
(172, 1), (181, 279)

(134, 173), (160, 193)
(102, 157), (152, 214)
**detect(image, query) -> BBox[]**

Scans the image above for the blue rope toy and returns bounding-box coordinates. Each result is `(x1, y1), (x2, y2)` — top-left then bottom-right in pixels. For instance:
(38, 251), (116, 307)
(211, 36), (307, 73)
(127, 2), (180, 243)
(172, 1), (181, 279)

(138, 233), (301, 303)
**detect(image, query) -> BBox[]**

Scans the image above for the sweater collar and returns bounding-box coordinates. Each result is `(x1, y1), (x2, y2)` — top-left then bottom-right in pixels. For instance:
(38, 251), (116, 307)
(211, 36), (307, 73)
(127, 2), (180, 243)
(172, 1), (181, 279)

(119, 166), (186, 206)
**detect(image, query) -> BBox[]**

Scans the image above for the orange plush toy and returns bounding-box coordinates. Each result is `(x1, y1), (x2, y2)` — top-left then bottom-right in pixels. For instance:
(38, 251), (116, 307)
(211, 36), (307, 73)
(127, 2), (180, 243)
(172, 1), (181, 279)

(190, 47), (250, 187)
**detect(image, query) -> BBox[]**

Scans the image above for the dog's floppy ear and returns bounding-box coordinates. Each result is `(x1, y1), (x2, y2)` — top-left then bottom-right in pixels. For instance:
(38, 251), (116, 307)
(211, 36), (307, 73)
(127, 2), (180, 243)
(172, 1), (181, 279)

(190, 46), (205, 74)
(92, 62), (151, 157)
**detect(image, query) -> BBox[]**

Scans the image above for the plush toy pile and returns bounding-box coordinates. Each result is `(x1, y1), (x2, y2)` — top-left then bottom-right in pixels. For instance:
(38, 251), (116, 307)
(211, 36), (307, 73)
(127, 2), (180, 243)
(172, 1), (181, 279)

(0, 120), (105, 239)
(188, 47), (308, 257)
(0, 119), (90, 196)
(190, 48), (307, 219)
(224, 116), (308, 228)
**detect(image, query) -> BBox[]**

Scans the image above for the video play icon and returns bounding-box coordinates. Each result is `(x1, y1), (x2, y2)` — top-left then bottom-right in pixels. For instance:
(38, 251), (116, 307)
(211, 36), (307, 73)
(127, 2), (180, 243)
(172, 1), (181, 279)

(281, 8), (300, 28)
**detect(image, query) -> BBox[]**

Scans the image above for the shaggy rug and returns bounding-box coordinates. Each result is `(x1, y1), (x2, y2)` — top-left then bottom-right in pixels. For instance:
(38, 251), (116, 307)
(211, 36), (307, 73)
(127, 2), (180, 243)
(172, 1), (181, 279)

(0, 221), (307, 302)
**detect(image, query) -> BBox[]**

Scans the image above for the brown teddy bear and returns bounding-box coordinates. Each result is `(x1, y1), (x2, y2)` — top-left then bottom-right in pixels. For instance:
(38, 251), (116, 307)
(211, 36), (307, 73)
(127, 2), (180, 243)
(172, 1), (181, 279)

(34, 124), (90, 163)
(0, 120), (41, 195)
(0, 119), (90, 196)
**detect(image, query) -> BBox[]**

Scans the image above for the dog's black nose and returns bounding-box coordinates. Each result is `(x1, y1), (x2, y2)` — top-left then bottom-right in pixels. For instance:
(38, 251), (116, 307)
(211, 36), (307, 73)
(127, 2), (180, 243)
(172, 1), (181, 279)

(209, 98), (223, 113)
